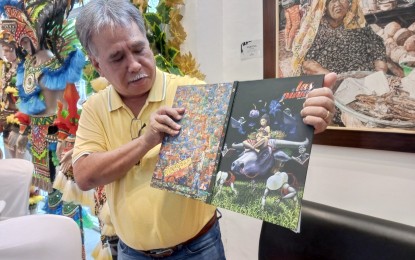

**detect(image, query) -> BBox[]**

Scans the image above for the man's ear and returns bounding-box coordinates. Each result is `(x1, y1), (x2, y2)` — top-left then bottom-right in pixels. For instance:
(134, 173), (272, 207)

(89, 55), (102, 76)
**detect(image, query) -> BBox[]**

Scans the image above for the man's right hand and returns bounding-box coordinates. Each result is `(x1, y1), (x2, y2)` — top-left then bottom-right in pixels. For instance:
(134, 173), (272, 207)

(143, 106), (185, 149)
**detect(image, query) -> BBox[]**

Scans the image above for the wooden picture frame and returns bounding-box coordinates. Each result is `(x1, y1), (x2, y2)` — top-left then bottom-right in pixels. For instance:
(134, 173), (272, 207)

(263, 0), (415, 153)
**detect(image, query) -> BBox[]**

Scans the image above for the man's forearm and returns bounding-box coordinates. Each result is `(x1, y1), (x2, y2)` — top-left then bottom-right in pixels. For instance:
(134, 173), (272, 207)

(73, 136), (154, 190)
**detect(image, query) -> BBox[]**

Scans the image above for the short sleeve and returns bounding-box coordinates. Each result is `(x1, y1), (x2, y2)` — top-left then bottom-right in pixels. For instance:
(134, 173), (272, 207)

(72, 99), (107, 164)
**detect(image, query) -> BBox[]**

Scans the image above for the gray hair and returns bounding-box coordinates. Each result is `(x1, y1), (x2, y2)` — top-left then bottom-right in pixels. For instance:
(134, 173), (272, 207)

(75, 0), (146, 56)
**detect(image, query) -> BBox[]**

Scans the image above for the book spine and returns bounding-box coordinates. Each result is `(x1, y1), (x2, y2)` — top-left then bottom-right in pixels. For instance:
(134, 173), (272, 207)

(206, 82), (239, 203)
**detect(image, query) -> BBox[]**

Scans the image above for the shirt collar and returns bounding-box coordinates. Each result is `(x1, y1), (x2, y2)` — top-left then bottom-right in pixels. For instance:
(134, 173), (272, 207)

(107, 68), (166, 112)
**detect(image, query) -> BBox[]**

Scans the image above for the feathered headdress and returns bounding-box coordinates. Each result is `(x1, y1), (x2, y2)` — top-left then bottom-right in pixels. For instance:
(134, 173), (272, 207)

(0, 0), (81, 61)
(0, 29), (16, 46)
(0, 0), (39, 49)
(0, 28), (26, 60)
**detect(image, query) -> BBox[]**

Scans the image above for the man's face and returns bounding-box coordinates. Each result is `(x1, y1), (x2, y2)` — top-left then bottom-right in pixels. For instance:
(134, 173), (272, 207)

(2, 45), (16, 62)
(89, 22), (156, 99)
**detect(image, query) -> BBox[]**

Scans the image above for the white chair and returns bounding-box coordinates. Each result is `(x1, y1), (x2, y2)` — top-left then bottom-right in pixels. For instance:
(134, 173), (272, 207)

(0, 214), (83, 260)
(0, 159), (34, 220)
(0, 200), (5, 214)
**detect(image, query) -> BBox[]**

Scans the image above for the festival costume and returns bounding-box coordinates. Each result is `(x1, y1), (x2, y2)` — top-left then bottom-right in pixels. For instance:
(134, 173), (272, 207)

(0, 60), (19, 147)
(0, 30), (22, 153)
(16, 49), (86, 192)
(1, 0), (85, 191)
(73, 68), (217, 251)
(0, 29), (41, 210)
(89, 185), (119, 260)
(29, 114), (57, 191)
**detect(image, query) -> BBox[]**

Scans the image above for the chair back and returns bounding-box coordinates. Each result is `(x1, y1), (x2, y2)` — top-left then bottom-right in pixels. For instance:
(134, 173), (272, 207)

(0, 159), (34, 220)
(0, 214), (83, 260)
(259, 200), (415, 260)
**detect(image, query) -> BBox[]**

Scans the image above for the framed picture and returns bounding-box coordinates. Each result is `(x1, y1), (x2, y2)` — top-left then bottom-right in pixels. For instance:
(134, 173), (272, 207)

(263, 0), (415, 153)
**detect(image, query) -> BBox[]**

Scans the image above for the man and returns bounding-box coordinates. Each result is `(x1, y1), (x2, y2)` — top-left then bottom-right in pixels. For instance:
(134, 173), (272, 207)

(73, 1), (336, 259)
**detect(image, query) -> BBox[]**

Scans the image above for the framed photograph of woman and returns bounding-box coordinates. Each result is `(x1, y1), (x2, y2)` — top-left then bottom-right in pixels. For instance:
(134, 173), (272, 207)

(263, 0), (415, 153)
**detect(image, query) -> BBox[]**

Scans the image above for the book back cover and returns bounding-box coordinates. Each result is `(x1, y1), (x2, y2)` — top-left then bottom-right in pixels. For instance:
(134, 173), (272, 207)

(151, 83), (235, 202)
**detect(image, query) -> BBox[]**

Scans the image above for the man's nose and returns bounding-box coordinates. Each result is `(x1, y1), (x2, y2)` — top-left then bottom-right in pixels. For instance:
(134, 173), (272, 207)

(127, 54), (141, 73)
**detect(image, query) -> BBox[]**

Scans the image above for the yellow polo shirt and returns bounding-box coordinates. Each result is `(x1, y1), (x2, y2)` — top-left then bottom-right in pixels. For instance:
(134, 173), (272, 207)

(73, 68), (216, 250)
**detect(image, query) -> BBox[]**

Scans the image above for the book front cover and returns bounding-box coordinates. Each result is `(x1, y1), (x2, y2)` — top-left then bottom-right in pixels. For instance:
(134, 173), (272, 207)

(151, 83), (234, 202)
(212, 75), (323, 232)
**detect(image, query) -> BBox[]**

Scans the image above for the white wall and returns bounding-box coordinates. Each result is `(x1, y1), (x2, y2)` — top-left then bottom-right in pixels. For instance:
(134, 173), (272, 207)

(181, 0), (263, 84)
(182, 2), (415, 260)
(305, 145), (415, 227)
(181, 0), (224, 83)
(221, 1), (263, 82)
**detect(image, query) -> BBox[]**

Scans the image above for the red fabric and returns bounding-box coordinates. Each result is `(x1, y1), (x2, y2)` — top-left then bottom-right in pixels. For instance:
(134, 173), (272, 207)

(64, 83), (80, 135)
(54, 83), (80, 136)
(14, 112), (30, 125)
(54, 101), (70, 133)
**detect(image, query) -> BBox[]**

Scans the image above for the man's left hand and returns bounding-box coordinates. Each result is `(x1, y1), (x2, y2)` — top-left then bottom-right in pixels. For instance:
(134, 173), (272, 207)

(301, 72), (336, 134)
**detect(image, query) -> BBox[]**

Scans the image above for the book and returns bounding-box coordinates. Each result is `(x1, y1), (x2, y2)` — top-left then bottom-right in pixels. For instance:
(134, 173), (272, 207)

(151, 75), (324, 232)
